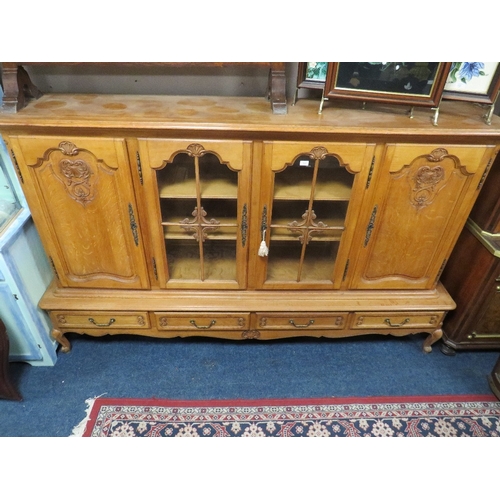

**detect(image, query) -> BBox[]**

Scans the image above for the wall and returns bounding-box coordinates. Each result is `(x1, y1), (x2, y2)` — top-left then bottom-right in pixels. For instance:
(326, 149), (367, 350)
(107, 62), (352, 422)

(24, 63), (300, 101)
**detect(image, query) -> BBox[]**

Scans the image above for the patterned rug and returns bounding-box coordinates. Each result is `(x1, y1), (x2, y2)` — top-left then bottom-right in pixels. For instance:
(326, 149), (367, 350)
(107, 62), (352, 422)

(73, 395), (500, 437)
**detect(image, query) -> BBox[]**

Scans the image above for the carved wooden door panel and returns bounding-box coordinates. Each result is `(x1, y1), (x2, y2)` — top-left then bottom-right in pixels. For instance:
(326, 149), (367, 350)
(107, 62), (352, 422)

(137, 139), (252, 289)
(349, 144), (498, 290)
(248, 141), (376, 289)
(7, 136), (150, 289)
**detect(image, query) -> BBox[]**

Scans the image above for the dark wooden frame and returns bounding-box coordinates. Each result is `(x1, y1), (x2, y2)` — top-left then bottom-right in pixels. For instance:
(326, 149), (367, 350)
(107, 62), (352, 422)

(442, 62), (500, 104)
(324, 62), (451, 108)
(296, 62), (328, 90)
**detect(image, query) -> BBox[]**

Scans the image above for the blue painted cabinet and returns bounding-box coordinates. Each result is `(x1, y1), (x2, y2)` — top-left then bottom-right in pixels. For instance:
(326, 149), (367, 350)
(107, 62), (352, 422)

(0, 136), (57, 366)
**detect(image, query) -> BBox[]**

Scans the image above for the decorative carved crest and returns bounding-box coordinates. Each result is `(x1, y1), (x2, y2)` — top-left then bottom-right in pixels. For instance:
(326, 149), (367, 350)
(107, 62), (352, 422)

(58, 141), (80, 156)
(426, 148), (448, 162)
(186, 143), (207, 157)
(308, 146), (329, 160)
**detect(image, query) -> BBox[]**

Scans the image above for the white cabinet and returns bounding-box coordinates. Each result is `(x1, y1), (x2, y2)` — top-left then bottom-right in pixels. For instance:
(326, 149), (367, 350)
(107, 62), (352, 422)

(0, 136), (57, 366)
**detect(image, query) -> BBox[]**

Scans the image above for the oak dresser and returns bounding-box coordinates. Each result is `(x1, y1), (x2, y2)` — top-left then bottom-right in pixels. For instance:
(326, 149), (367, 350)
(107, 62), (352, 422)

(1, 89), (499, 354)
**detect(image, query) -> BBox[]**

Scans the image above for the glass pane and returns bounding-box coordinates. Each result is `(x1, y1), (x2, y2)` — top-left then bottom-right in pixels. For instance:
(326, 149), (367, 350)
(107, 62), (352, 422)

(160, 198), (197, 227)
(315, 155), (352, 200)
(199, 153), (238, 199)
(266, 151), (353, 284)
(166, 240), (200, 280)
(274, 154), (315, 200)
(157, 153), (196, 199)
(266, 238), (303, 282)
(300, 241), (339, 282)
(0, 156), (22, 232)
(204, 240), (237, 281)
(157, 149), (239, 284)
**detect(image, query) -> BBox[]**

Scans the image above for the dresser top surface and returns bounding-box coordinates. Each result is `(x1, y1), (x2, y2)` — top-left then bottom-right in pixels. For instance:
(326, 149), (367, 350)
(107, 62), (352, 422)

(1, 94), (500, 140)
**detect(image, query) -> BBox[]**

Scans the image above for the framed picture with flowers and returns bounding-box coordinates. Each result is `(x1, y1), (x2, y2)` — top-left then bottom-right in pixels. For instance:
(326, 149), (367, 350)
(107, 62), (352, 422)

(443, 62), (500, 104)
(296, 62), (329, 90)
(323, 62), (451, 107)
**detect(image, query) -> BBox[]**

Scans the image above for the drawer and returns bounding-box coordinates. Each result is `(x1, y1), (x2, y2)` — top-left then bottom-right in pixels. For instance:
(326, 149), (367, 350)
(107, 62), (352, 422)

(352, 312), (444, 330)
(154, 313), (250, 331)
(52, 311), (150, 329)
(256, 313), (348, 330)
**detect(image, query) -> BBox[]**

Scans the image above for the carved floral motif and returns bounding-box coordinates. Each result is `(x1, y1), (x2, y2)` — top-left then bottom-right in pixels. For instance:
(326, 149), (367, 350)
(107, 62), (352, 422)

(242, 330), (261, 339)
(59, 158), (95, 205)
(408, 149), (450, 209)
(411, 165), (445, 208)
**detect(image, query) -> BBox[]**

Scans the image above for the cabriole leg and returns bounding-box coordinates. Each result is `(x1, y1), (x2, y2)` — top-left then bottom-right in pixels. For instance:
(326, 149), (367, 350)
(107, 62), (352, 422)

(423, 328), (443, 353)
(51, 328), (71, 353)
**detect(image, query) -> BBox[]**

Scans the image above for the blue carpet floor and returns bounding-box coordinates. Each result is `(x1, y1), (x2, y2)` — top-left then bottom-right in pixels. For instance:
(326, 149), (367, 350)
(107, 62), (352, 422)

(1, 332), (498, 436)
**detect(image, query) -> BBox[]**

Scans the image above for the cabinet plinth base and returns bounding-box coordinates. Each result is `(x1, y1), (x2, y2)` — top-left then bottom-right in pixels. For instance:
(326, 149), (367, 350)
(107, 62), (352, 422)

(41, 281), (455, 354)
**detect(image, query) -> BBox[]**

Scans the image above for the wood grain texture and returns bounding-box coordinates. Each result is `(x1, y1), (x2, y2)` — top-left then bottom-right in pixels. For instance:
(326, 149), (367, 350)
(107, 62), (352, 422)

(8, 136), (150, 288)
(1, 94), (500, 141)
(2, 93), (499, 353)
(350, 145), (497, 289)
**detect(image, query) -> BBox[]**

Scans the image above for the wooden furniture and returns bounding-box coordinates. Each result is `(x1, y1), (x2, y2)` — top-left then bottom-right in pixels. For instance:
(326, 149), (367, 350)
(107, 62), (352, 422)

(0, 318), (22, 401)
(0, 62), (287, 115)
(489, 355), (500, 400)
(0, 91), (499, 355)
(0, 136), (57, 366)
(468, 146), (500, 234)
(441, 153), (500, 353)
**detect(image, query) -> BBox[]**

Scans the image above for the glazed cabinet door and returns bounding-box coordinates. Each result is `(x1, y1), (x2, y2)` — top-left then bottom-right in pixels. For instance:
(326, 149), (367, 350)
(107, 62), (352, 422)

(350, 144), (498, 290)
(137, 139), (251, 289)
(249, 141), (376, 289)
(6, 136), (150, 289)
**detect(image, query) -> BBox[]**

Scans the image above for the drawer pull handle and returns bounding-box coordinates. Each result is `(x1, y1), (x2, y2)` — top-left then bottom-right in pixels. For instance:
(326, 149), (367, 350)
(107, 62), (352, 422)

(468, 332), (500, 339)
(190, 319), (216, 330)
(384, 318), (410, 328)
(289, 319), (315, 328)
(88, 318), (116, 327)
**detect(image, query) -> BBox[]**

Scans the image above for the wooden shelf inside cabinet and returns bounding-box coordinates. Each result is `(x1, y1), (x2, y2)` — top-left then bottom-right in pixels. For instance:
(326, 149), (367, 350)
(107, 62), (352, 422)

(266, 258), (337, 283)
(159, 178), (238, 199)
(273, 154), (354, 200)
(274, 179), (352, 200)
(166, 242), (238, 282)
(0, 62), (288, 115)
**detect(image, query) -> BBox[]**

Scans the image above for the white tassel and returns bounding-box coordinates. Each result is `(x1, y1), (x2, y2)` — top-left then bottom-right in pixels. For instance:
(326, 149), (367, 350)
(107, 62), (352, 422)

(258, 230), (269, 257)
(70, 393), (107, 436)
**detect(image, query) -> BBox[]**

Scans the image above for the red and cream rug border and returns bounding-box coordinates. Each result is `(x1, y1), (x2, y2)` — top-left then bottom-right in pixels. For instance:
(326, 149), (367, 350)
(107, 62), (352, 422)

(72, 394), (500, 437)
